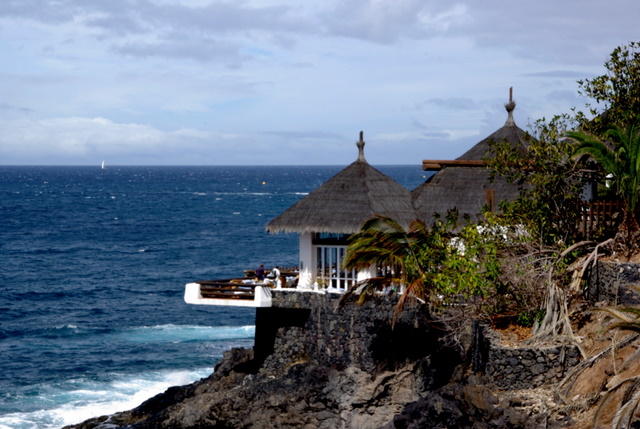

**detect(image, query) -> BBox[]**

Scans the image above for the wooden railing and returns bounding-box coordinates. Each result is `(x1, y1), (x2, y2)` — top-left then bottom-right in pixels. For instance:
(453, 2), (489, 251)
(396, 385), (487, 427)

(195, 267), (300, 301)
(243, 266), (299, 278)
(579, 200), (624, 237)
(196, 279), (257, 300)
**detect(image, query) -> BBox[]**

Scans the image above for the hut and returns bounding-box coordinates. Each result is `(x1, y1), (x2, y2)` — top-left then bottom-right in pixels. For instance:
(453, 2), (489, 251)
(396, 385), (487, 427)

(412, 89), (526, 225)
(266, 132), (417, 289)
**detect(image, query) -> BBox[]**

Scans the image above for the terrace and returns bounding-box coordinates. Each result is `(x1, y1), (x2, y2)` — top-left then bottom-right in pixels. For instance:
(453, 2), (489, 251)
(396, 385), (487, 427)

(183, 267), (305, 308)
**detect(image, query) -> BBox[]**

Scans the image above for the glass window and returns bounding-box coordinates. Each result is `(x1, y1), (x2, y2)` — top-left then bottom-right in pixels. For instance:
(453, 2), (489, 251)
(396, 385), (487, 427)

(315, 244), (356, 290)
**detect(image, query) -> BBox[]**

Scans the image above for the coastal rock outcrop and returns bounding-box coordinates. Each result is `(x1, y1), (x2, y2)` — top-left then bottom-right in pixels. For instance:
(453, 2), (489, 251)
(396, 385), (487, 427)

(66, 270), (640, 428)
(65, 292), (469, 428)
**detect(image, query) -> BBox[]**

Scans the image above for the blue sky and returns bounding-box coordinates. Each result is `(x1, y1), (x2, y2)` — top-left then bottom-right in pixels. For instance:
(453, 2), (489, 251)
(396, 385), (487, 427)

(1, 0), (638, 166)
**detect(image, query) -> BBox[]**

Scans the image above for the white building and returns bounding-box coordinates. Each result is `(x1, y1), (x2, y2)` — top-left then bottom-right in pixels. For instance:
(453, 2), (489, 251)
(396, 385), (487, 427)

(266, 132), (417, 290)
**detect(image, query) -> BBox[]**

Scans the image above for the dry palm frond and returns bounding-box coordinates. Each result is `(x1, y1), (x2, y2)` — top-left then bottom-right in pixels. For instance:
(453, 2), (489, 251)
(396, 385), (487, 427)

(593, 306), (640, 334)
(557, 333), (638, 401)
(592, 376), (640, 429)
(612, 385), (640, 429)
(528, 280), (574, 342)
(530, 239), (615, 344)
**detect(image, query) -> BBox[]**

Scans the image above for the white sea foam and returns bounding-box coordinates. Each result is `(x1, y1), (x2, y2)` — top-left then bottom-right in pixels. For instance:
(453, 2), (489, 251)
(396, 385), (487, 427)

(0, 368), (213, 429)
(121, 324), (255, 343)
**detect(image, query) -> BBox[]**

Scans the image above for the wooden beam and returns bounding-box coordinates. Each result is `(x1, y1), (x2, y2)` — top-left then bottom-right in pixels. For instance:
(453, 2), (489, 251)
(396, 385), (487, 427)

(422, 159), (487, 171)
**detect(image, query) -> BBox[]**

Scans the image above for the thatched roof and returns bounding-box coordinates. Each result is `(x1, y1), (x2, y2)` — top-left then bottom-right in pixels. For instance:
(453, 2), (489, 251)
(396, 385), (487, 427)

(412, 90), (526, 224)
(267, 132), (417, 234)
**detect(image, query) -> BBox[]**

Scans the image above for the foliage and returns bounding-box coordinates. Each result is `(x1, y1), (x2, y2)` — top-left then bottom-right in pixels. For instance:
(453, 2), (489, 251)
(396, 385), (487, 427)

(576, 41), (640, 133)
(570, 122), (640, 212)
(569, 122), (640, 213)
(343, 42), (640, 337)
(486, 114), (591, 245)
(566, 121), (640, 257)
(516, 309), (545, 327)
(341, 210), (579, 337)
(487, 42), (640, 247)
(341, 212), (504, 317)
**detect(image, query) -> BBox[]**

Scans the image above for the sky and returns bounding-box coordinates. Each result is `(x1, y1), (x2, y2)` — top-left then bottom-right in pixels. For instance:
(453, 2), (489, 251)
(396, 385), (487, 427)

(1, 0), (639, 166)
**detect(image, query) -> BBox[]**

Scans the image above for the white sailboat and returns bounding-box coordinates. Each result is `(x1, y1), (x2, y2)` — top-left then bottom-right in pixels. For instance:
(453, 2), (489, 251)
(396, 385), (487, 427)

(101, 160), (106, 170)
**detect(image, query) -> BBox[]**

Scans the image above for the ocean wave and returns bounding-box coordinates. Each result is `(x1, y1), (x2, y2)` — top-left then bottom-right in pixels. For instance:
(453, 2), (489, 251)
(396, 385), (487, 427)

(0, 368), (213, 429)
(2, 324), (112, 342)
(8, 323), (256, 344)
(120, 324), (255, 344)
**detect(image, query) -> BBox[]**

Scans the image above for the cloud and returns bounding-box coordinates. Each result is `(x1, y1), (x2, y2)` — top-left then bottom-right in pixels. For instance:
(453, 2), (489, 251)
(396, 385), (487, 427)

(0, 102), (33, 114)
(261, 130), (343, 140)
(451, 0), (640, 64)
(420, 97), (478, 111)
(0, 117), (212, 163)
(0, 0), (313, 64)
(322, 0), (468, 43)
(0, 0), (638, 166)
(524, 70), (585, 79)
(113, 35), (247, 65)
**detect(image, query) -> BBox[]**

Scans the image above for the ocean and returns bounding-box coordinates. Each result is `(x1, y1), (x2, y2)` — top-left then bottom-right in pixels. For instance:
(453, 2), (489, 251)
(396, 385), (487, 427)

(0, 165), (426, 429)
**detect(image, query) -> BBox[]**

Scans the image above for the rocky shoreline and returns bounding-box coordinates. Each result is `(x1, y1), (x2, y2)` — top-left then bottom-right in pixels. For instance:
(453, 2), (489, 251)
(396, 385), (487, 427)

(63, 341), (573, 428)
(65, 262), (640, 428)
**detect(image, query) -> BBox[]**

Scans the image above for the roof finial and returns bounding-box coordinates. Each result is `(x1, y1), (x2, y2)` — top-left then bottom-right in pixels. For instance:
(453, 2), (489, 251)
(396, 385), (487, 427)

(504, 87), (516, 126)
(356, 131), (366, 162)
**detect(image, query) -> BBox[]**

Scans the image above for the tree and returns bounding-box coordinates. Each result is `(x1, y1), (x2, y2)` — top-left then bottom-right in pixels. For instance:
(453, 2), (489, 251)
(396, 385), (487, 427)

(486, 115), (591, 245)
(488, 41), (640, 246)
(341, 213), (502, 319)
(567, 120), (640, 256)
(577, 41), (640, 133)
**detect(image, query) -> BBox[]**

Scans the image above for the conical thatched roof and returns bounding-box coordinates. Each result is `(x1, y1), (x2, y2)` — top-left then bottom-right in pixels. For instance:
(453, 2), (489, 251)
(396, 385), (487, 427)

(267, 132), (417, 234)
(412, 90), (526, 224)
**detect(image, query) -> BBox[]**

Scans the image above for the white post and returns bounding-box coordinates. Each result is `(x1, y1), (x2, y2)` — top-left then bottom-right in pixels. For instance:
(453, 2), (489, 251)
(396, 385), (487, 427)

(184, 282), (202, 304)
(356, 266), (376, 283)
(298, 232), (314, 288)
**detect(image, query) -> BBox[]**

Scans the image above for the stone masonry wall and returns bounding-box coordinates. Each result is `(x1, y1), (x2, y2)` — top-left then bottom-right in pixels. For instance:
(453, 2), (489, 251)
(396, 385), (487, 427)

(586, 260), (640, 305)
(472, 322), (581, 389)
(265, 290), (435, 374)
(261, 290), (582, 390)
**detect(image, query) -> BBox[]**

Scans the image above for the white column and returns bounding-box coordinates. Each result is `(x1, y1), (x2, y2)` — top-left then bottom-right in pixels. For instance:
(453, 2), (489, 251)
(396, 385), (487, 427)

(356, 266), (376, 282)
(298, 232), (314, 287)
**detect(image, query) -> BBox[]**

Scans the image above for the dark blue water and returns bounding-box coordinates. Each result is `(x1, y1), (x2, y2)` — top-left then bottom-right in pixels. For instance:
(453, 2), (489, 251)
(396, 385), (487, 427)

(0, 165), (425, 428)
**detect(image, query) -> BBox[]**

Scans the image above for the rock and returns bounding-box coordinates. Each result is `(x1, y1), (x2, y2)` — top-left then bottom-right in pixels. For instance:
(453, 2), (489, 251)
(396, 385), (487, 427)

(67, 284), (638, 429)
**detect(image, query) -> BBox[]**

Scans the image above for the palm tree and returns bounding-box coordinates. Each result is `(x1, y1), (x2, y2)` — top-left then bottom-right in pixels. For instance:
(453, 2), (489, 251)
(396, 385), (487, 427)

(340, 216), (438, 313)
(341, 213), (498, 317)
(567, 121), (640, 254)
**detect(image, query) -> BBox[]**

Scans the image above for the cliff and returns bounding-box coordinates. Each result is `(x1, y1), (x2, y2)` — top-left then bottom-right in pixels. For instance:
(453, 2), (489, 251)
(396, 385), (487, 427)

(65, 262), (640, 428)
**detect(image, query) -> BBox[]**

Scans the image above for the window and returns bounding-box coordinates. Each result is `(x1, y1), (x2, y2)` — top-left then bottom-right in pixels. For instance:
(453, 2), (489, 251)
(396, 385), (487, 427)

(315, 244), (357, 290)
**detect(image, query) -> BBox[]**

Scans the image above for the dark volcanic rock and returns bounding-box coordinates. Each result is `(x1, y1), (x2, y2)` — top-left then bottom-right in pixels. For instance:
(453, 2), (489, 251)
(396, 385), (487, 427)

(64, 292), (579, 429)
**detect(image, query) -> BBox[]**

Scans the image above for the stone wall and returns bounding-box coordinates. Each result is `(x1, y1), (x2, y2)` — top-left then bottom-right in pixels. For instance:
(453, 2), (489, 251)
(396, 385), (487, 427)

(258, 290), (582, 390)
(256, 290), (459, 382)
(472, 322), (581, 389)
(586, 260), (640, 305)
